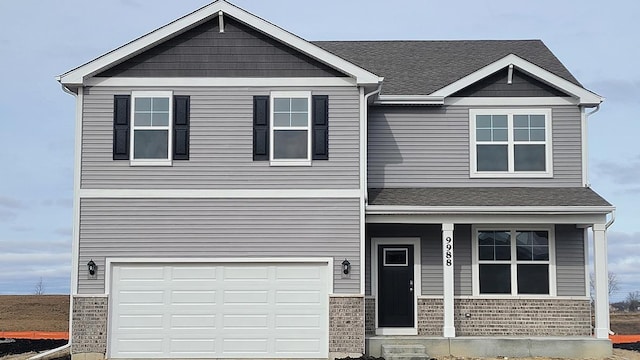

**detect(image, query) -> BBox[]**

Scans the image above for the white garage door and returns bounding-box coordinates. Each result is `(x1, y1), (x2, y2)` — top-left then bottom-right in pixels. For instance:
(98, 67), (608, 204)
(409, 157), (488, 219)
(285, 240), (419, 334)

(109, 262), (329, 358)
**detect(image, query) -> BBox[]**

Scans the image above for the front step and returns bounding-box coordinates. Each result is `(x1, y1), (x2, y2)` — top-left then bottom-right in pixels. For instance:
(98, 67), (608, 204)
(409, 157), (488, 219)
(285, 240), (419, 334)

(381, 344), (429, 360)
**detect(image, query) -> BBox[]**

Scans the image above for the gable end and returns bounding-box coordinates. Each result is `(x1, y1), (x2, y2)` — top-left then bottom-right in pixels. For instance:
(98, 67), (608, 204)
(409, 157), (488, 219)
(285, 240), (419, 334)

(97, 15), (347, 78)
(451, 68), (570, 97)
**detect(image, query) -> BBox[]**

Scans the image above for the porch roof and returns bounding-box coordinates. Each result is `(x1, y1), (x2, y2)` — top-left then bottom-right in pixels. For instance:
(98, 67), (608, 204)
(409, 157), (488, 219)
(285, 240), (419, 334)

(368, 187), (612, 208)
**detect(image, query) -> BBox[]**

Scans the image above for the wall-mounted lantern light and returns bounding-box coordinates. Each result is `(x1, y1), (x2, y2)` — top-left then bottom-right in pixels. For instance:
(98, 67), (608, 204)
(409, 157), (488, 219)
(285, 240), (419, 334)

(342, 259), (350, 275)
(87, 259), (97, 276)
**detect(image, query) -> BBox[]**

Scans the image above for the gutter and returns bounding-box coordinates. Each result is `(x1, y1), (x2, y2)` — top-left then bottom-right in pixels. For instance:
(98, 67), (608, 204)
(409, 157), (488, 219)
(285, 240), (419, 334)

(375, 94), (444, 105)
(362, 84), (382, 203)
(582, 104), (601, 186)
(366, 205), (616, 215)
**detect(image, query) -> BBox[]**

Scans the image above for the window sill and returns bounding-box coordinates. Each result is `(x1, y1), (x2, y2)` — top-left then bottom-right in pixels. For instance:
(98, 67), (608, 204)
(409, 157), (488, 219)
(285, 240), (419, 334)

(470, 171), (553, 178)
(130, 159), (173, 167)
(269, 160), (312, 167)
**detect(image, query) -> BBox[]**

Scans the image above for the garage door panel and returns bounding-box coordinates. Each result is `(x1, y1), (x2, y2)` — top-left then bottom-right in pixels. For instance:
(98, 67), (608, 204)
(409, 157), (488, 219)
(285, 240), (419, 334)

(276, 314), (322, 329)
(110, 262), (328, 359)
(223, 290), (269, 304)
(170, 290), (216, 304)
(275, 339), (322, 354)
(222, 338), (269, 354)
(170, 314), (216, 329)
(171, 266), (217, 279)
(223, 266), (270, 280)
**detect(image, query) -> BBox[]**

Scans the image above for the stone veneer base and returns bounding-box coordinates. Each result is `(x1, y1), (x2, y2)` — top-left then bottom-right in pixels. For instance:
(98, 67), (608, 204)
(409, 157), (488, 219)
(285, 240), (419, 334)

(71, 296), (108, 357)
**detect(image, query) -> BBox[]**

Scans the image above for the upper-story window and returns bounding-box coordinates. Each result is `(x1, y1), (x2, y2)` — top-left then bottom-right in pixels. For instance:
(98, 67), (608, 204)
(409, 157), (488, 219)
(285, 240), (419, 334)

(131, 91), (173, 165)
(252, 92), (328, 165)
(473, 227), (555, 296)
(469, 109), (552, 178)
(270, 91), (312, 166)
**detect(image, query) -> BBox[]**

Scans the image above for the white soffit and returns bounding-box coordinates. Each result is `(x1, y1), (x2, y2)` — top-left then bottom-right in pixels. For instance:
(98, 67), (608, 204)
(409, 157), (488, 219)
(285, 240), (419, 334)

(57, 0), (382, 87)
(429, 54), (603, 106)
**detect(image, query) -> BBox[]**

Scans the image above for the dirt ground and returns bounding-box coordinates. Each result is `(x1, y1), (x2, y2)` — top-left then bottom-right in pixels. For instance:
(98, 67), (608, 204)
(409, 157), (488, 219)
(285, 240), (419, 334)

(612, 313), (640, 335)
(0, 296), (69, 332)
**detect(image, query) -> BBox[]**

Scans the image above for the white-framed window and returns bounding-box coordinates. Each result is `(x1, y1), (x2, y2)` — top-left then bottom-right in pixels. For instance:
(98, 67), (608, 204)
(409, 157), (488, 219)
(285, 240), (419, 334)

(130, 91), (173, 166)
(469, 109), (552, 178)
(270, 91), (312, 166)
(472, 226), (556, 296)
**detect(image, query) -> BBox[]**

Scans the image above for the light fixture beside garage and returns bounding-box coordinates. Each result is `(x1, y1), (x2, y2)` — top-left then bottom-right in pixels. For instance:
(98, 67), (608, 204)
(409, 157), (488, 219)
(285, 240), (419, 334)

(342, 259), (350, 274)
(87, 259), (97, 276)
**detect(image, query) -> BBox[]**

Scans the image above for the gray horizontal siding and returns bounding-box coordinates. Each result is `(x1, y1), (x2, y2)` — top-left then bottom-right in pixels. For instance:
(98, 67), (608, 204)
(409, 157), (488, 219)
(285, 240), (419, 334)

(368, 105), (582, 187)
(555, 225), (587, 296)
(81, 86), (360, 189)
(78, 197), (360, 294)
(452, 69), (568, 97)
(453, 225), (472, 296)
(98, 16), (345, 78)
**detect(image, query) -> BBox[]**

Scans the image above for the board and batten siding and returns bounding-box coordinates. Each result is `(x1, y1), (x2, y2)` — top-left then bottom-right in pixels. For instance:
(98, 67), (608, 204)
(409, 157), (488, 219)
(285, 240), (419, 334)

(368, 105), (583, 187)
(78, 197), (360, 295)
(555, 224), (587, 296)
(81, 86), (360, 189)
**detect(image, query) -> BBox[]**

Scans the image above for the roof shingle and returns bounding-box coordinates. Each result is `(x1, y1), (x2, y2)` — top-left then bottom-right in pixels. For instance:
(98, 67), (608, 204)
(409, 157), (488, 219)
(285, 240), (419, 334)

(368, 187), (612, 208)
(313, 40), (580, 95)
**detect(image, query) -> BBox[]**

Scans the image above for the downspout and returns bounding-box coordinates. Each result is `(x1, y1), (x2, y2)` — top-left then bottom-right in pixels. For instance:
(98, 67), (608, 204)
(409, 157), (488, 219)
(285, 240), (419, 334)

(583, 104), (600, 187)
(359, 84), (381, 296)
(363, 85), (382, 204)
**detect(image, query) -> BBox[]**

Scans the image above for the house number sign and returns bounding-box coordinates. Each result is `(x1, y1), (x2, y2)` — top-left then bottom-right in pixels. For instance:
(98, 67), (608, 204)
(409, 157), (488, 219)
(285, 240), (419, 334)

(445, 237), (452, 266)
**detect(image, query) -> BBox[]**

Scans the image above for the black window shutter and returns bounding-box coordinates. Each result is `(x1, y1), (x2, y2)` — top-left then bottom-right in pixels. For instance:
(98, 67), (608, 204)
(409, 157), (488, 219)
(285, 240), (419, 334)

(173, 95), (190, 160)
(312, 95), (329, 160)
(113, 95), (130, 160)
(253, 96), (269, 161)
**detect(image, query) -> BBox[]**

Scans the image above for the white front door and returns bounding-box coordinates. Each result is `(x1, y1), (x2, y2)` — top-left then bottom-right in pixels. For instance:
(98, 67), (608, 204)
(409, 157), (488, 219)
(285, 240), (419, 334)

(109, 262), (329, 358)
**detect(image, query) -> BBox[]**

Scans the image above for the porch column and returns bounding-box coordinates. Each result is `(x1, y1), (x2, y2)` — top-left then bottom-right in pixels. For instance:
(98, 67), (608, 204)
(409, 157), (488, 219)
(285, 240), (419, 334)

(442, 223), (455, 337)
(592, 223), (610, 339)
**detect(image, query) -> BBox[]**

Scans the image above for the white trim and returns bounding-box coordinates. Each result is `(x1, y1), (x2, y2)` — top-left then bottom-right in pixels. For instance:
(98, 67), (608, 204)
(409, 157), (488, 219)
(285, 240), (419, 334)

(69, 87), (83, 343)
(445, 97), (578, 106)
(583, 227), (590, 298)
(79, 188), (361, 198)
(581, 107), (589, 186)
(72, 294), (109, 298)
(84, 77), (357, 88)
(371, 237), (421, 336)
(469, 108), (553, 178)
(105, 256), (334, 296)
(419, 295), (591, 300)
(366, 205), (615, 214)
(430, 54), (603, 106)
(71, 87), (83, 296)
(442, 223), (455, 337)
(592, 223), (610, 339)
(269, 91), (312, 165)
(130, 91), (173, 165)
(375, 95), (444, 105)
(359, 87), (366, 295)
(382, 248), (409, 266)
(328, 294), (365, 298)
(58, 1), (382, 86)
(471, 225), (556, 297)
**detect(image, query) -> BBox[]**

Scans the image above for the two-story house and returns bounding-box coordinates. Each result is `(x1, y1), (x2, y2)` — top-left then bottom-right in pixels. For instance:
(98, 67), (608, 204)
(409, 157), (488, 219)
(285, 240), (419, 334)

(57, 1), (614, 359)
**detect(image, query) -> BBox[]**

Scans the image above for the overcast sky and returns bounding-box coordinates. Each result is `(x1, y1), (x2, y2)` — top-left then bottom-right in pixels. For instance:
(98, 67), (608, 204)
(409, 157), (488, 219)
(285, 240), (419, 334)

(0, 0), (638, 301)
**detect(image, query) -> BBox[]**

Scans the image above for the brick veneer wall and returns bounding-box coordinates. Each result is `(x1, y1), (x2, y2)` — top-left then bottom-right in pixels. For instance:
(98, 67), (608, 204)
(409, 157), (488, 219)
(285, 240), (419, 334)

(329, 296), (365, 354)
(418, 298), (444, 335)
(454, 298), (591, 336)
(72, 296), (108, 355)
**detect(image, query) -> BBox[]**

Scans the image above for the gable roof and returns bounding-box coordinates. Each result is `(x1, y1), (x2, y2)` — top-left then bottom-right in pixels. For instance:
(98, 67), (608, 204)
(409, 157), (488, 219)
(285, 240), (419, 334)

(314, 40), (602, 105)
(57, 0), (382, 88)
(314, 40), (578, 95)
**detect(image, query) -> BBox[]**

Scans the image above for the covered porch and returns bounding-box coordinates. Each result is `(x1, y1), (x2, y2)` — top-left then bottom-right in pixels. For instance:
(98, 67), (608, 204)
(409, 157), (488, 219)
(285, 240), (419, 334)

(364, 187), (614, 357)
